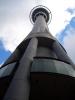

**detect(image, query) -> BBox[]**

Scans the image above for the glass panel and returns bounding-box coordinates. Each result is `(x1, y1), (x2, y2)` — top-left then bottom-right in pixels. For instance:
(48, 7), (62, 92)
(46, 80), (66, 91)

(31, 59), (75, 77)
(31, 59), (57, 72)
(0, 62), (16, 77)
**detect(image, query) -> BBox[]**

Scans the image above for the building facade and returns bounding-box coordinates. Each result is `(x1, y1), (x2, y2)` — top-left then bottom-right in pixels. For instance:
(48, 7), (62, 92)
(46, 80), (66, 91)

(0, 6), (75, 100)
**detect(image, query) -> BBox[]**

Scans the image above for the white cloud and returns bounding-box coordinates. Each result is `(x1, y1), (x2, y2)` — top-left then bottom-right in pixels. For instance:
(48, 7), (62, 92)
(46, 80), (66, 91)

(0, 0), (34, 52)
(42, 0), (75, 35)
(0, 63), (4, 68)
(0, 0), (75, 52)
(0, 20), (31, 52)
(63, 28), (75, 63)
(0, 65), (2, 68)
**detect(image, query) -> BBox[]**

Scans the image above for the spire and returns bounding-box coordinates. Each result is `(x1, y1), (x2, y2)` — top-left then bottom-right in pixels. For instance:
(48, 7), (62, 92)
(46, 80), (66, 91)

(26, 5), (54, 40)
(30, 6), (51, 33)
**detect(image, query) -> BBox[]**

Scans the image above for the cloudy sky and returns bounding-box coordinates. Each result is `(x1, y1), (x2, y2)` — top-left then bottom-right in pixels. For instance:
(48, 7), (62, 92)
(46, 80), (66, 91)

(0, 0), (75, 64)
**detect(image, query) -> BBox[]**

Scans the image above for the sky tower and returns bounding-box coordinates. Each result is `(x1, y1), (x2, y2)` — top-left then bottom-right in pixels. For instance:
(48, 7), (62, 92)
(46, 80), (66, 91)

(0, 5), (75, 100)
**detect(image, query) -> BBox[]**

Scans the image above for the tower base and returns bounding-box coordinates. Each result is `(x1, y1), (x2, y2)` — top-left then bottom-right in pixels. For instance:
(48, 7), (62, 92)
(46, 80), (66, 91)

(30, 72), (75, 100)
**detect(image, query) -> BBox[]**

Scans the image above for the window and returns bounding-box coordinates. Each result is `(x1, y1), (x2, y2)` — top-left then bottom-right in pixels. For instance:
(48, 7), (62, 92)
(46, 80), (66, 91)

(0, 62), (16, 78)
(31, 58), (75, 77)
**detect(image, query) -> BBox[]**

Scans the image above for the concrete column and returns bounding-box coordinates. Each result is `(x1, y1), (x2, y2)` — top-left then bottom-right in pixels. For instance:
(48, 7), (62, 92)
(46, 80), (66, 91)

(31, 15), (49, 33)
(53, 41), (75, 69)
(4, 38), (38, 100)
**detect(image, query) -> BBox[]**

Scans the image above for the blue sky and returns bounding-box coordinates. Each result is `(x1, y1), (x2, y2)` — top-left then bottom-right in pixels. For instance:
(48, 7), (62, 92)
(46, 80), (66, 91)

(56, 17), (75, 44)
(0, 0), (75, 64)
(0, 40), (11, 64)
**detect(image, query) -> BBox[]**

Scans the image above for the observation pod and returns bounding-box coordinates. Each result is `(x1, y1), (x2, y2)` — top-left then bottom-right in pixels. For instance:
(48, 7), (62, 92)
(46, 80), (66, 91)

(0, 5), (75, 100)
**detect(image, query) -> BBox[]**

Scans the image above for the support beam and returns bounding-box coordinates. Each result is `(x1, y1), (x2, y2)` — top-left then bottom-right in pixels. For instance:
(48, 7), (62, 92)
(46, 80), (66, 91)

(4, 38), (38, 100)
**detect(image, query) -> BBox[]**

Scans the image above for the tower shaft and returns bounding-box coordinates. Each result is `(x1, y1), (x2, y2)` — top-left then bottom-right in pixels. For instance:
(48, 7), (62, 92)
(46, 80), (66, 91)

(31, 15), (49, 33)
